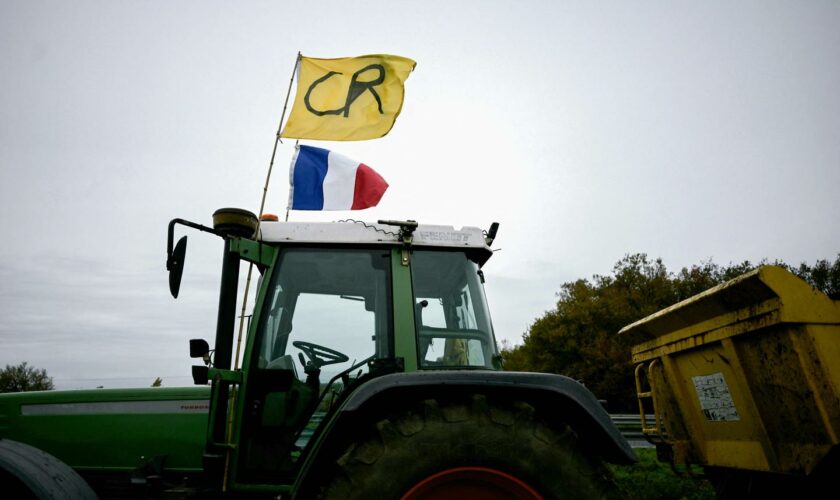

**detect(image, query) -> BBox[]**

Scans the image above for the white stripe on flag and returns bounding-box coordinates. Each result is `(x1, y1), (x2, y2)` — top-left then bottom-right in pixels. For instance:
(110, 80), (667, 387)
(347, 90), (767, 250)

(322, 152), (360, 210)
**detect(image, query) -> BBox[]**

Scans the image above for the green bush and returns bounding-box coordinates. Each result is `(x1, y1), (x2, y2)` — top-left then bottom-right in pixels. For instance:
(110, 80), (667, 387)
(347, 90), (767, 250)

(610, 448), (714, 500)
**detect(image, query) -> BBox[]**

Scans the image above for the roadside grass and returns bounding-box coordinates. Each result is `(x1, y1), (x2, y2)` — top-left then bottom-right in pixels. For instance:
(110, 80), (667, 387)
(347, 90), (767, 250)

(610, 448), (715, 500)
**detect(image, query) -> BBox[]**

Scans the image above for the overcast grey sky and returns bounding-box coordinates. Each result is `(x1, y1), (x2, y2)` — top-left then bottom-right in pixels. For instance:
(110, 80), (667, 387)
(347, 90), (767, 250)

(2, 1), (838, 389)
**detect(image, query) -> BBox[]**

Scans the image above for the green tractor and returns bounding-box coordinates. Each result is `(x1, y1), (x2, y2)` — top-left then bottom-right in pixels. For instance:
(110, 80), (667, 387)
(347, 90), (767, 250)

(0, 208), (635, 499)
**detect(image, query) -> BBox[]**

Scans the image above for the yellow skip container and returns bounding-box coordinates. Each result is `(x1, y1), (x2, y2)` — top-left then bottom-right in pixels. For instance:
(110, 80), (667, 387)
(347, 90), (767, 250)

(621, 266), (840, 476)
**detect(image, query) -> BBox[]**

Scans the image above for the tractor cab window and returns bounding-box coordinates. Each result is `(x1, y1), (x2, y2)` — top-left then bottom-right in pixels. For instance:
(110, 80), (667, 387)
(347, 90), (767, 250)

(241, 247), (391, 484)
(256, 248), (392, 382)
(411, 250), (498, 369)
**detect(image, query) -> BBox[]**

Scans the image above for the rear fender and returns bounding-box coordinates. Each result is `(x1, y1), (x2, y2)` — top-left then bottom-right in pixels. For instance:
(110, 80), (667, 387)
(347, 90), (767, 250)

(293, 371), (635, 497)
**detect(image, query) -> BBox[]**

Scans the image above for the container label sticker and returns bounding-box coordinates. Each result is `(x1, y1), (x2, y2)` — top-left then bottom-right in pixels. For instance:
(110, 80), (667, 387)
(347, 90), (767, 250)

(692, 372), (740, 421)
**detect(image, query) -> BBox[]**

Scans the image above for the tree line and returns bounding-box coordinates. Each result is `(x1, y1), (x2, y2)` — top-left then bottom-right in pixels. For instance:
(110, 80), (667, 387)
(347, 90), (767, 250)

(500, 254), (840, 413)
(0, 362), (54, 392)
(0, 363), (168, 392)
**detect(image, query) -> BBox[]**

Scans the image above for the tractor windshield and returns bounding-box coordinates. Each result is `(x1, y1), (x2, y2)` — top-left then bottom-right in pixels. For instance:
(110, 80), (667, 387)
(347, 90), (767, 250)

(255, 247), (392, 381)
(411, 250), (498, 369)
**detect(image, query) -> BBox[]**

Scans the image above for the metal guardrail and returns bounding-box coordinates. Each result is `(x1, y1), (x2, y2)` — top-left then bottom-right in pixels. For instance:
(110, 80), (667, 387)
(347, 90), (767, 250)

(612, 413), (655, 449)
(297, 413), (654, 449)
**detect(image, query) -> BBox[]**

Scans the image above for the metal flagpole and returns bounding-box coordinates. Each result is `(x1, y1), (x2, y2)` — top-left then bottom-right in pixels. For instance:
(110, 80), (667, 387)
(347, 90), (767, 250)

(233, 50), (300, 371)
(234, 49), (300, 372)
(286, 138), (300, 222)
(223, 51), (301, 492)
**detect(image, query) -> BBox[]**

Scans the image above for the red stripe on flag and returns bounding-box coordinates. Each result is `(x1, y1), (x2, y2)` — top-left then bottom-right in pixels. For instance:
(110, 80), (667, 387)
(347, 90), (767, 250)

(352, 163), (388, 210)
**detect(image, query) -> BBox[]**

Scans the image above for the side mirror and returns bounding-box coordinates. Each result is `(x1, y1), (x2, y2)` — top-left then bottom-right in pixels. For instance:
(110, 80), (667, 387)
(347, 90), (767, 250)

(485, 222), (500, 246)
(189, 339), (210, 364)
(191, 365), (209, 385)
(167, 236), (188, 298)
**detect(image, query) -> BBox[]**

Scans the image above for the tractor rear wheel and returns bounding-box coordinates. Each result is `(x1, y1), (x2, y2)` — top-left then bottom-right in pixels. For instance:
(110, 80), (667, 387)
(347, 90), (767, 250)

(320, 395), (618, 499)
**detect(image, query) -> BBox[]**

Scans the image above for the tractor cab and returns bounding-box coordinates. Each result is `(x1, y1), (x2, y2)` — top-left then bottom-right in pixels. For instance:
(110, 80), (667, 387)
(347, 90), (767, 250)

(168, 211), (503, 491)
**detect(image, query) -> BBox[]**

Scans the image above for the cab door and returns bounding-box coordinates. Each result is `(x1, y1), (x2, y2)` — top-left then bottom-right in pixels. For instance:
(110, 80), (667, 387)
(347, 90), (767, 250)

(230, 247), (393, 487)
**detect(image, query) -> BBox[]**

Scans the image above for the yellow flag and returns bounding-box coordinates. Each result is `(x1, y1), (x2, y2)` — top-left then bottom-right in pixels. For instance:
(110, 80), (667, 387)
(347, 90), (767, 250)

(280, 54), (416, 141)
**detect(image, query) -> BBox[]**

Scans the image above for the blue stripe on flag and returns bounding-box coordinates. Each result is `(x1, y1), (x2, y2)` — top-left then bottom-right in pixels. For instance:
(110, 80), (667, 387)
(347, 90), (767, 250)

(292, 145), (330, 210)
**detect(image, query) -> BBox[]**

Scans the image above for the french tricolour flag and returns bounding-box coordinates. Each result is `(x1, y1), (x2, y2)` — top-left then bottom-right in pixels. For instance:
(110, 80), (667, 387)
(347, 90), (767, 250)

(288, 145), (389, 211)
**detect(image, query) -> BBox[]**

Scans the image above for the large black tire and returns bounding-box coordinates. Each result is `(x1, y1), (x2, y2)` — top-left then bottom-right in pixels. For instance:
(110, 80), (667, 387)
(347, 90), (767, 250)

(0, 439), (97, 499)
(320, 394), (619, 500)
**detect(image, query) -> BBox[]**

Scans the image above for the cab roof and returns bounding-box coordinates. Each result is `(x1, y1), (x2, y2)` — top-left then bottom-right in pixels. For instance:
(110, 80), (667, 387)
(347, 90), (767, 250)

(258, 220), (494, 262)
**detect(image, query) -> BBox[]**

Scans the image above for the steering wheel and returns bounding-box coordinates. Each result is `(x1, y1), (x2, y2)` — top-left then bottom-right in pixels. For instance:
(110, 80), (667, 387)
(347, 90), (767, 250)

(292, 341), (350, 370)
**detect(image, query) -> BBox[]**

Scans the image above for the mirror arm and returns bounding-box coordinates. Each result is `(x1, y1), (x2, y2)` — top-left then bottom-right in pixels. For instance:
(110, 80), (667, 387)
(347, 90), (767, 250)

(167, 218), (224, 269)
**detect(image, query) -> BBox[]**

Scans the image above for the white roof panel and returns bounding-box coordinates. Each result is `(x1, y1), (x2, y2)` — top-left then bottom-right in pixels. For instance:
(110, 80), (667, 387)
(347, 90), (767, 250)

(258, 220), (491, 252)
